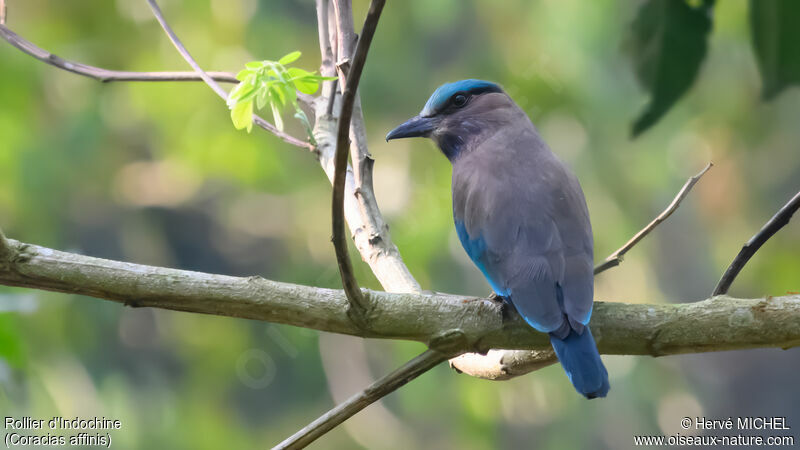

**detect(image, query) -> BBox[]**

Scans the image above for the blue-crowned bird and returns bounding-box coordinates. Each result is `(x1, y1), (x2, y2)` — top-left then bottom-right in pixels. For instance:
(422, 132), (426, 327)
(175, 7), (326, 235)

(386, 79), (609, 398)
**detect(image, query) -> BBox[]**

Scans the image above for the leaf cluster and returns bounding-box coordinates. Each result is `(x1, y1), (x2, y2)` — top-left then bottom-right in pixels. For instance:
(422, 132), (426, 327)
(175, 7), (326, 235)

(227, 51), (335, 139)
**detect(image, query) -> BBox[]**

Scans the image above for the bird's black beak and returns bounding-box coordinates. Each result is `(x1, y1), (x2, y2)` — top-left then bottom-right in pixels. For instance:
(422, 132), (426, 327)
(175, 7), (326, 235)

(385, 115), (435, 141)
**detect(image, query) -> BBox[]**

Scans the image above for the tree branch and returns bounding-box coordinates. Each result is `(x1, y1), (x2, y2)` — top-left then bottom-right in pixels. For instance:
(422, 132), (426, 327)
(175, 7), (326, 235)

(275, 349), (451, 449)
(713, 189), (800, 295)
(147, 1), (315, 151)
(145, 0), (228, 98)
(331, 0), (386, 327)
(0, 23), (314, 106)
(594, 162), (713, 275)
(312, 12), (420, 295)
(2, 237), (799, 356)
(2, 18), (312, 149)
(0, 227), (11, 263)
(0, 24), (237, 83)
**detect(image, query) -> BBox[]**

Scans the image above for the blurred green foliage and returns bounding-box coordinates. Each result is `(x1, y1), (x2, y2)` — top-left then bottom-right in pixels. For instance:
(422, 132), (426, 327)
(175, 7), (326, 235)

(749, 0), (800, 100)
(0, 1), (799, 449)
(625, 0), (713, 137)
(626, 0), (800, 135)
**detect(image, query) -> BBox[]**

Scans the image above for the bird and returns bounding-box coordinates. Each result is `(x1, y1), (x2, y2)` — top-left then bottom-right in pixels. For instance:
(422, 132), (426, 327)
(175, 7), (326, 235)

(386, 79), (609, 398)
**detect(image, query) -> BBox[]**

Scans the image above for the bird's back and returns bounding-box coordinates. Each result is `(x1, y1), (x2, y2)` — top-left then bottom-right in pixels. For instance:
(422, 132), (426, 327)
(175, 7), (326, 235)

(451, 110), (593, 335)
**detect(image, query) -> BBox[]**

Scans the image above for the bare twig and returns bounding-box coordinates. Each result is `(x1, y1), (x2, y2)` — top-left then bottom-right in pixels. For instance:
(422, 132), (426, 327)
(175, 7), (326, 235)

(0, 24), (236, 83)
(143, 0), (313, 150)
(331, 0), (386, 326)
(2, 19), (311, 149)
(275, 349), (451, 449)
(594, 162), (713, 275)
(713, 190), (800, 295)
(146, 0), (229, 98)
(0, 23), (317, 108)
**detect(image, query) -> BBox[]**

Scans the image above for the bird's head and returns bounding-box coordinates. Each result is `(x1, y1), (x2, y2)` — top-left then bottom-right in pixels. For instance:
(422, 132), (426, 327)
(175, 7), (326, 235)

(386, 79), (514, 161)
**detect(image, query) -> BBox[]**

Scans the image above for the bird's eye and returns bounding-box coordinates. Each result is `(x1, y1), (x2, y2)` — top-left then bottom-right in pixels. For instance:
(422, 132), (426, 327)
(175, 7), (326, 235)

(452, 94), (468, 107)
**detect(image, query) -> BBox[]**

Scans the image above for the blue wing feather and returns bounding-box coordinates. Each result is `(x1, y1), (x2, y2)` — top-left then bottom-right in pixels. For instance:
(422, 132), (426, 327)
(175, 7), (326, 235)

(454, 220), (509, 296)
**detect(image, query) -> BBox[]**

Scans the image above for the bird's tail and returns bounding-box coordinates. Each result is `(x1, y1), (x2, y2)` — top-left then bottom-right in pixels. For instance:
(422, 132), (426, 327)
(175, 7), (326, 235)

(549, 326), (609, 399)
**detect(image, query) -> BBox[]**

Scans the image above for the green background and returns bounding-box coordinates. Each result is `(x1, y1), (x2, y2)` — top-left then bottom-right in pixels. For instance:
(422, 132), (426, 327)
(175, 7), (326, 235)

(1, 0), (798, 448)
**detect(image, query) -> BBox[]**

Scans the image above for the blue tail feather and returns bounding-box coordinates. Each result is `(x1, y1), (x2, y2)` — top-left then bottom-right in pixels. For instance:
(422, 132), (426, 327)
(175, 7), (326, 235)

(549, 326), (609, 399)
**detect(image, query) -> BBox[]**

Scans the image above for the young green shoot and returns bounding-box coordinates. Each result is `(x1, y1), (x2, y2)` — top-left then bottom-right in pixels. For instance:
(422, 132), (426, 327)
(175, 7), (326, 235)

(227, 51), (335, 144)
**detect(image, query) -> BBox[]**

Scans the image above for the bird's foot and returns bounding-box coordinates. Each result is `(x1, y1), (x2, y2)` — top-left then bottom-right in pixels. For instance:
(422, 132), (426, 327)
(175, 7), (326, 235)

(487, 293), (518, 323)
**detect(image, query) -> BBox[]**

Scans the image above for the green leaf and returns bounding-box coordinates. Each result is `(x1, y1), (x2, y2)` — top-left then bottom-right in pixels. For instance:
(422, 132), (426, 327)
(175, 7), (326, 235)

(279, 51), (302, 65)
(750, 0), (800, 100)
(305, 75), (338, 82)
(288, 68), (321, 94)
(228, 51), (323, 140)
(283, 82), (297, 104)
(269, 84), (287, 106)
(235, 69), (254, 81)
(287, 67), (312, 78)
(256, 87), (268, 110)
(228, 74), (257, 105)
(270, 101), (284, 131)
(625, 0), (714, 137)
(294, 79), (321, 95)
(231, 99), (254, 133)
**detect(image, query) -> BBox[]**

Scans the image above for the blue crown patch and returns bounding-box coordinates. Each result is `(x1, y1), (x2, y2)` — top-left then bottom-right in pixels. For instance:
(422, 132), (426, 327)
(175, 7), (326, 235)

(421, 79), (502, 117)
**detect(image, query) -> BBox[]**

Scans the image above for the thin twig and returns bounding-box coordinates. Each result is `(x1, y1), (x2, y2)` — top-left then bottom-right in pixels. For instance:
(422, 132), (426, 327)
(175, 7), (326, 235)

(0, 24), (237, 83)
(331, 0), (386, 326)
(145, 0), (227, 98)
(144, 0), (314, 150)
(594, 162), (713, 275)
(713, 190), (800, 295)
(1, 22), (314, 109)
(274, 349), (450, 449)
(2, 20), (310, 148)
